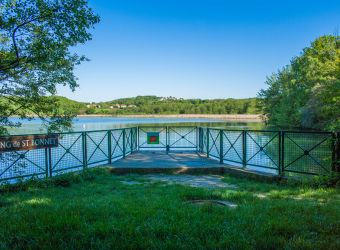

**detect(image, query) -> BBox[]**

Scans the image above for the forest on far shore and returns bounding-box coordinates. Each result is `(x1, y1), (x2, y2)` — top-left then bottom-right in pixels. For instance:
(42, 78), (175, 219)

(40, 96), (260, 116)
(0, 96), (259, 116)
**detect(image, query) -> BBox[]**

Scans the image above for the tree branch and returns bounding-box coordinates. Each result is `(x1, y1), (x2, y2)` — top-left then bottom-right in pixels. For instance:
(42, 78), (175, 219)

(0, 8), (59, 72)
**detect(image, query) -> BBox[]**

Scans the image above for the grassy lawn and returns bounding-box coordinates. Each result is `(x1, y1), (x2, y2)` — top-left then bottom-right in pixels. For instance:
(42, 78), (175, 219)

(0, 168), (339, 250)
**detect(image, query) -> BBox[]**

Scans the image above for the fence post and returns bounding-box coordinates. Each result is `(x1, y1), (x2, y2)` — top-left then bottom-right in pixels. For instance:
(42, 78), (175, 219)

(242, 130), (247, 168)
(123, 129), (126, 158)
(82, 132), (87, 169)
(198, 127), (202, 152)
(281, 131), (285, 176)
(278, 131), (282, 176)
(332, 132), (340, 173)
(135, 127), (138, 150)
(137, 126), (139, 151)
(45, 148), (49, 178)
(166, 126), (170, 153)
(130, 128), (133, 152)
(48, 147), (52, 177)
(219, 129), (223, 164)
(196, 126), (199, 153)
(202, 128), (205, 153)
(206, 128), (210, 158)
(108, 130), (112, 164)
(199, 127), (204, 153)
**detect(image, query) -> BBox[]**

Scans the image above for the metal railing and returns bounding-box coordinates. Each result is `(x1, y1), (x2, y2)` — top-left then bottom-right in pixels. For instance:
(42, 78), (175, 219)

(0, 127), (138, 182)
(0, 126), (338, 183)
(137, 126), (198, 151)
(199, 128), (336, 176)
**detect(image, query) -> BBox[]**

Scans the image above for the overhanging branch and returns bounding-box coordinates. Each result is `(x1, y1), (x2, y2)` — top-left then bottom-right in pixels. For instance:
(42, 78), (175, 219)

(0, 8), (59, 72)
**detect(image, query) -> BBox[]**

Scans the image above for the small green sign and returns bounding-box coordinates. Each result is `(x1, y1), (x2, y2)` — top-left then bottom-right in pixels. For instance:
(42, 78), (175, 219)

(147, 132), (160, 144)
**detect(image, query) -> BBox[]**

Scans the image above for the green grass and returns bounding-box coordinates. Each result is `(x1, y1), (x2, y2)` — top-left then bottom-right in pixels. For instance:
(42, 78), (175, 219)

(0, 168), (339, 250)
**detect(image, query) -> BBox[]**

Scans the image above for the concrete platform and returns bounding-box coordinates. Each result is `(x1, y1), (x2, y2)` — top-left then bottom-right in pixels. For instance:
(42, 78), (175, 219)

(109, 151), (225, 175)
(108, 151), (281, 181)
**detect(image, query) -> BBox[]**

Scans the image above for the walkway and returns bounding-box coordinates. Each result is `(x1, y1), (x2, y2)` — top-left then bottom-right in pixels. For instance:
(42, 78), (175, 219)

(109, 151), (223, 174)
(109, 151), (279, 180)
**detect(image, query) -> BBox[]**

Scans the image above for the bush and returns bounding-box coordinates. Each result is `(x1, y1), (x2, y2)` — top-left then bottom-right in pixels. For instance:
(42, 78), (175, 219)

(286, 173), (340, 188)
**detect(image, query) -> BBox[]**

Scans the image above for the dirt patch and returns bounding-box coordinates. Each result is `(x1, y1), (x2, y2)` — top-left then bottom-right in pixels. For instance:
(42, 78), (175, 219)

(186, 199), (238, 209)
(254, 193), (267, 199)
(120, 180), (143, 185)
(145, 174), (237, 189)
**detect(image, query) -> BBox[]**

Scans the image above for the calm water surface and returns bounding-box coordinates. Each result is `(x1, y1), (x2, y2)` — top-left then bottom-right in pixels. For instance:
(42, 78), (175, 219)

(8, 117), (265, 134)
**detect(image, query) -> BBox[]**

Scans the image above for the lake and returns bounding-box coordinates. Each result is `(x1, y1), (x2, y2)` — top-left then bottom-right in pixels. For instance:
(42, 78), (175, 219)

(7, 117), (265, 134)
(2, 117), (331, 181)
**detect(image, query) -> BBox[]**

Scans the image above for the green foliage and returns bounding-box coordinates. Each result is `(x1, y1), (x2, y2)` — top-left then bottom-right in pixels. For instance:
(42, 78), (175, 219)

(0, 95), (259, 117)
(286, 173), (340, 189)
(258, 35), (340, 131)
(52, 96), (87, 114)
(0, 168), (339, 249)
(0, 169), (96, 193)
(0, 0), (99, 135)
(84, 96), (259, 115)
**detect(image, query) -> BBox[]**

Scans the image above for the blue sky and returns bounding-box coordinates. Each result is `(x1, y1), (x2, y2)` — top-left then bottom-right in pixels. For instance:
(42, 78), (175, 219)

(58, 0), (340, 102)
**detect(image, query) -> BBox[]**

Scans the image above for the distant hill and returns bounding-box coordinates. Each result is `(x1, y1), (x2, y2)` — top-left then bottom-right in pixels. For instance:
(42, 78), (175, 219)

(2, 95), (261, 116)
(0, 96), (87, 116)
(82, 96), (260, 115)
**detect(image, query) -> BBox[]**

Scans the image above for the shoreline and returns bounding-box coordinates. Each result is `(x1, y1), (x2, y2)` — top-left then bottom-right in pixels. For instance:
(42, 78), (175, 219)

(76, 114), (263, 121)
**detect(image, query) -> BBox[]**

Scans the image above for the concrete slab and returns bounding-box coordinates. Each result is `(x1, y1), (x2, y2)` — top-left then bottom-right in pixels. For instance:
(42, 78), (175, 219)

(110, 151), (222, 169)
(108, 150), (280, 181)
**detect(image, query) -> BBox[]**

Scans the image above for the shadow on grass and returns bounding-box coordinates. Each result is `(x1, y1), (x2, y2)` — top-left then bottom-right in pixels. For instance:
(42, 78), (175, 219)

(0, 167), (339, 249)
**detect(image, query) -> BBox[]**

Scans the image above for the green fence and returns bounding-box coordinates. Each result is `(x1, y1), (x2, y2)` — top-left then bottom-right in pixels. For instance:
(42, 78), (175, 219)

(0, 126), (338, 183)
(199, 128), (336, 176)
(0, 128), (138, 182)
(138, 126), (198, 150)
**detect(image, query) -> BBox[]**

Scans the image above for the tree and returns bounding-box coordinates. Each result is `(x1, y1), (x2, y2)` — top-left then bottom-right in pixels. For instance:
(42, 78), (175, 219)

(258, 35), (340, 131)
(0, 0), (99, 135)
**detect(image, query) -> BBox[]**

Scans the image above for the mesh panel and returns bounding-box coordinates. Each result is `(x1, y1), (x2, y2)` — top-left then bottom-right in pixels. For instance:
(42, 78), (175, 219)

(51, 133), (84, 175)
(201, 128), (208, 154)
(132, 128), (138, 151)
(208, 129), (220, 159)
(168, 127), (197, 149)
(124, 128), (133, 155)
(138, 127), (167, 149)
(111, 129), (124, 160)
(86, 131), (109, 167)
(0, 149), (47, 182)
(284, 132), (333, 175)
(222, 130), (243, 166)
(245, 131), (279, 172)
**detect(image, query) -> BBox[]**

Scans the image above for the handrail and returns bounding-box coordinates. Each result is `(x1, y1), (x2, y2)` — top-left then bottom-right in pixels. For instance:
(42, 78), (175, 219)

(3, 125), (334, 137)
(0, 126), (338, 182)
